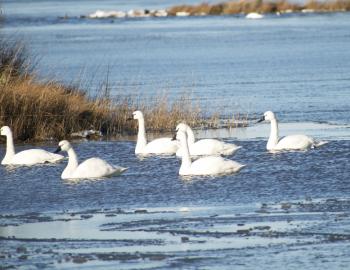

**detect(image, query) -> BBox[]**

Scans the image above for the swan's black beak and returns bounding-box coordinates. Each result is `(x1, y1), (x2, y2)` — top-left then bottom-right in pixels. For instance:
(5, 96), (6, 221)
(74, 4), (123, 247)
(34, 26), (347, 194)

(257, 116), (265, 123)
(126, 117), (134, 121)
(54, 146), (62, 153)
(171, 129), (178, 141)
(171, 133), (177, 141)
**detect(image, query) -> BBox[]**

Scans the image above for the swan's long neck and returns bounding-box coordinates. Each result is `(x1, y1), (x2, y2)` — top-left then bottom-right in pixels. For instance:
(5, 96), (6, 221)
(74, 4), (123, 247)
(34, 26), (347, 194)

(135, 117), (147, 153)
(2, 132), (16, 164)
(186, 126), (196, 145)
(62, 148), (79, 178)
(267, 118), (279, 150)
(179, 135), (192, 174)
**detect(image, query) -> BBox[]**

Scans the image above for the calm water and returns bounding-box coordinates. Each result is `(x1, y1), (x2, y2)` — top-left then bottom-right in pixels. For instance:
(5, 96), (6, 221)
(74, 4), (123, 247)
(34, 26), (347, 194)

(2, 0), (350, 121)
(1, 0), (350, 269)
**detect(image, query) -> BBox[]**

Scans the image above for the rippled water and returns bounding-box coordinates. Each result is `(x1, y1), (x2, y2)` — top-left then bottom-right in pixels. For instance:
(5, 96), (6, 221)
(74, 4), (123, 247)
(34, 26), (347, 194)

(1, 0), (350, 269)
(0, 123), (349, 214)
(1, 123), (350, 269)
(2, 1), (350, 122)
(1, 198), (350, 269)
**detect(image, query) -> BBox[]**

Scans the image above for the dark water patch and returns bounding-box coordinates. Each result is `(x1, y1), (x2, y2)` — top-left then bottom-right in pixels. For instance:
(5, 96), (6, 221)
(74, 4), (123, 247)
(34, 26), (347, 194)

(0, 237), (165, 246)
(0, 139), (349, 214)
(1, 197), (350, 269)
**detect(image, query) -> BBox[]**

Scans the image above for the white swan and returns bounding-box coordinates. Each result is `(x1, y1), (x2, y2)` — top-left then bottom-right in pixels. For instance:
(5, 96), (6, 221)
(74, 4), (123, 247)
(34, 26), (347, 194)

(129, 111), (179, 155)
(246, 12), (264, 19)
(0, 126), (64, 165)
(258, 111), (327, 151)
(174, 130), (245, 176)
(175, 123), (241, 157)
(54, 140), (127, 179)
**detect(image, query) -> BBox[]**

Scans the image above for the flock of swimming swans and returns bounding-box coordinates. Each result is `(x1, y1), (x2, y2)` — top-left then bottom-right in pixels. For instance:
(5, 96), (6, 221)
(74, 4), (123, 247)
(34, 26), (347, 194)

(0, 110), (327, 180)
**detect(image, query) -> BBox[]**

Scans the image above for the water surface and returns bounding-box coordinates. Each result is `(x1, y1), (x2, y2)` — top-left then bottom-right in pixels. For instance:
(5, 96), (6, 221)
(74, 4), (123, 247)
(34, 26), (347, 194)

(0, 1), (350, 269)
(1, 1), (350, 122)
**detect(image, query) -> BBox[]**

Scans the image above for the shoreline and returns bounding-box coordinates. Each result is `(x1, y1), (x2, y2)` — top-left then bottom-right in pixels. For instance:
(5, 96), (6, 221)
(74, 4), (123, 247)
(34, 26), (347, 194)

(65, 0), (350, 20)
(1, 120), (348, 147)
(0, 38), (248, 143)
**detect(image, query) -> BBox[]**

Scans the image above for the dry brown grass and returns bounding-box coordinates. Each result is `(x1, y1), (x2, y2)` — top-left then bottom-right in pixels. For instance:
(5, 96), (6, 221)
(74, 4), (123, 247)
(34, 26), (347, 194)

(0, 38), (247, 142)
(1, 77), (119, 141)
(305, 0), (350, 11)
(0, 75), (206, 141)
(0, 39), (204, 141)
(167, 0), (350, 16)
(137, 94), (202, 132)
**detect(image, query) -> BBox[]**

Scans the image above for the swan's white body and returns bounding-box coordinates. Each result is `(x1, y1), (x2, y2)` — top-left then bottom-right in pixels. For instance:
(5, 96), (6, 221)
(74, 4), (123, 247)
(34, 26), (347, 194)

(246, 12), (264, 19)
(0, 126), (64, 165)
(175, 130), (245, 176)
(56, 140), (127, 179)
(131, 111), (179, 155)
(175, 123), (241, 157)
(259, 111), (327, 151)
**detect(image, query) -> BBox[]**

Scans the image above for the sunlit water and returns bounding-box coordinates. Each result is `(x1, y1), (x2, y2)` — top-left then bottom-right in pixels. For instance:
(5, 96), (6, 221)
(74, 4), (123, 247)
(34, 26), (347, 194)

(1, 123), (350, 269)
(1, 0), (350, 269)
(2, 1), (350, 122)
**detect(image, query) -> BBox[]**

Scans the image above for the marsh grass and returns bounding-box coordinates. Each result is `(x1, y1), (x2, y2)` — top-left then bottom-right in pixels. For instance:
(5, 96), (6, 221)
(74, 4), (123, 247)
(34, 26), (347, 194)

(0, 77), (205, 141)
(0, 38), (248, 142)
(167, 0), (350, 16)
(0, 39), (31, 82)
(0, 41), (193, 141)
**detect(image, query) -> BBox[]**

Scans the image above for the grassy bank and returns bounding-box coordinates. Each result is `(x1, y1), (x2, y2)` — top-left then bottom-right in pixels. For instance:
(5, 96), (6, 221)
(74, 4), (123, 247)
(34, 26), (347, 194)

(167, 0), (350, 16)
(1, 38), (236, 142)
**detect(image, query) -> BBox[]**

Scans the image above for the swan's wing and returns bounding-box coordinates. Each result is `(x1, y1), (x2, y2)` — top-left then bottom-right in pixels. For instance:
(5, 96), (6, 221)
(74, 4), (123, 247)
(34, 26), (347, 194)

(145, 137), (179, 154)
(191, 139), (240, 156)
(11, 149), (64, 165)
(72, 158), (127, 179)
(190, 156), (245, 175)
(277, 134), (314, 150)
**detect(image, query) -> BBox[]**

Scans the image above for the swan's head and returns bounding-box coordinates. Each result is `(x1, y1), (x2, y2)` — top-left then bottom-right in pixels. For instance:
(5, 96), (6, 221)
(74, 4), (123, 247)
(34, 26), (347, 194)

(176, 123), (190, 132)
(54, 140), (72, 153)
(0, 126), (12, 136)
(132, 110), (144, 120)
(258, 111), (276, 123)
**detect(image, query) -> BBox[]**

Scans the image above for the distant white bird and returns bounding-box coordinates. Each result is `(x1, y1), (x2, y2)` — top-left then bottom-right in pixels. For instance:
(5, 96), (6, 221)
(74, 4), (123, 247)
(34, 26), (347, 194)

(0, 126), (64, 165)
(153, 9), (168, 17)
(176, 11), (190, 17)
(258, 111), (327, 151)
(175, 123), (241, 157)
(129, 111), (179, 155)
(88, 10), (126, 19)
(246, 12), (264, 19)
(127, 9), (150, 18)
(55, 140), (127, 179)
(174, 130), (245, 176)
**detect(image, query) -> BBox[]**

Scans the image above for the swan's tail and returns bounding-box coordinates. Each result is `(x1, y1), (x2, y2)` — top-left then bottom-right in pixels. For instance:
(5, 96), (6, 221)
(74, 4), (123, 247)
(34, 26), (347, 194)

(112, 166), (128, 176)
(236, 164), (246, 172)
(222, 145), (242, 156)
(119, 167), (128, 173)
(313, 140), (328, 148)
(51, 154), (65, 163)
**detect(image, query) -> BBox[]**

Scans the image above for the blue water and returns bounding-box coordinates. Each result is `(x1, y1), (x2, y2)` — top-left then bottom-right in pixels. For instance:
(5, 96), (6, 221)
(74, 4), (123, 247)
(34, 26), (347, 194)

(0, 1), (350, 269)
(0, 138), (349, 213)
(2, 1), (350, 122)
